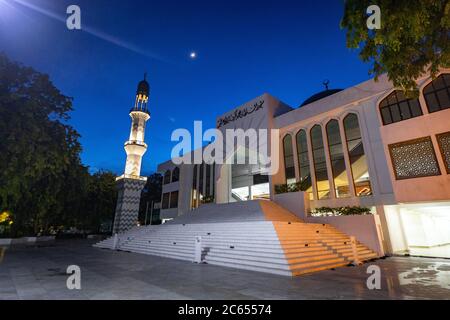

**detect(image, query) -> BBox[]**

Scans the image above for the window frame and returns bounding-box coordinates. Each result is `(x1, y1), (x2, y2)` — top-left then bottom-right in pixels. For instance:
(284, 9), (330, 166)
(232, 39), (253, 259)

(343, 113), (372, 197)
(296, 129), (311, 184)
(171, 167), (180, 183)
(436, 131), (450, 174)
(162, 192), (170, 210)
(379, 90), (423, 125)
(169, 191), (179, 209)
(326, 119), (350, 198)
(282, 134), (296, 184)
(388, 136), (441, 180)
(423, 74), (450, 113)
(310, 124), (330, 200)
(163, 170), (171, 185)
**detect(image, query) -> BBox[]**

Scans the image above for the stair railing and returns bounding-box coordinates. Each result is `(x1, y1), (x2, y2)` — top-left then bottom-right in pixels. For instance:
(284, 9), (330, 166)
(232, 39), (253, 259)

(350, 236), (362, 266)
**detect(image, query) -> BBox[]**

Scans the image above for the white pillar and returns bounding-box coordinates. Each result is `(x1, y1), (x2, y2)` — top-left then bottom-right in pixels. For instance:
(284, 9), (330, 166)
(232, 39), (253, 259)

(194, 236), (202, 263)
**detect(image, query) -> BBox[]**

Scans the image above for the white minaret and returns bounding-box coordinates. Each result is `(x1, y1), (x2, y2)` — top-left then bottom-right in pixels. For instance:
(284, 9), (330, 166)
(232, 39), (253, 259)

(123, 74), (151, 178)
(113, 74), (151, 234)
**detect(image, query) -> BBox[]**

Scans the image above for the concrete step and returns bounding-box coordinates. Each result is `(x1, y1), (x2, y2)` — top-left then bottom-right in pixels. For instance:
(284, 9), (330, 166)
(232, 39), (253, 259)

(94, 201), (379, 278)
(205, 260), (292, 277)
(292, 261), (349, 276)
(290, 257), (347, 271)
(205, 255), (290, 271)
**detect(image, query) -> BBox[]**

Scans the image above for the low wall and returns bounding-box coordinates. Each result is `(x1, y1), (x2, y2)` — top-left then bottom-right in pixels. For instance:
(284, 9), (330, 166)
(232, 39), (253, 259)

(306, 214), (385, 256)
(0, 239), (11, 246)
(0, 236), (55, 246)
(273, 192), (309, 220)
(160, 208), (179, 221)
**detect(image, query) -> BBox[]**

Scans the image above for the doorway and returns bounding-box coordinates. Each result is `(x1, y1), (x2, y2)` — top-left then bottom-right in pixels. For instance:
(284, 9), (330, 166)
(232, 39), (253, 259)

(385, 203), (450, 258)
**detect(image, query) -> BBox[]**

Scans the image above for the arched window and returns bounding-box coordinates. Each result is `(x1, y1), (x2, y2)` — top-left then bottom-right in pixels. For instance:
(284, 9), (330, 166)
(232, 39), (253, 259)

(205, 164), (211, 197)
(326, 120), (350, 198)
(199, 163), (204, 199)
(163, 170), (171, 185)
(191, 165), (198, 209)
(171, 167), (180, 183)
(343, 114), (372, 196)
(423, 74), (450, 113)
(283, 134), (296, 184)
(379, 90), (422, 125)
(296, 130), (312, 198)
(310, 125), (330, 200)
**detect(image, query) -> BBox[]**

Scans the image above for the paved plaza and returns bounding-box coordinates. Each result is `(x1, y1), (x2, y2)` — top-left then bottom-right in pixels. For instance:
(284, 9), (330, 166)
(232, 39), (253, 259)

(0, 239), (449, 300)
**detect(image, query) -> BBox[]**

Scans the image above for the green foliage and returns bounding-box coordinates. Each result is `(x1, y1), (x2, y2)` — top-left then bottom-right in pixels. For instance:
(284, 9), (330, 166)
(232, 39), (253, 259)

(0, 53), (117, 237)
(341, 0), (450, 94)
(138, 173), (163, 224)
(201, 196), (215, 204)
(0, 211), (13, 237)
(311, 206), (372, 217)
(274, 180), (309, 195)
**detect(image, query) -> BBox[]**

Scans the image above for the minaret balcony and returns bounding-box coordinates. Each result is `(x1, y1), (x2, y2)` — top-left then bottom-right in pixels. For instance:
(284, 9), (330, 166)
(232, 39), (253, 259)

(124, 140), (148, 148)
(129, 109), (151, 118)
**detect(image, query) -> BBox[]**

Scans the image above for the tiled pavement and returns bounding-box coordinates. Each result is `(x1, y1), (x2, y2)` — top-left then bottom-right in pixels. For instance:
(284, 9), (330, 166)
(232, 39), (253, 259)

(0, 240), (449, 300)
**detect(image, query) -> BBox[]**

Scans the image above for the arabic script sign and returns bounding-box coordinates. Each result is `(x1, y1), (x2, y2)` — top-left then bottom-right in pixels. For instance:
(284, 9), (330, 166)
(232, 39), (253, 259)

(217, 100), (264, 128)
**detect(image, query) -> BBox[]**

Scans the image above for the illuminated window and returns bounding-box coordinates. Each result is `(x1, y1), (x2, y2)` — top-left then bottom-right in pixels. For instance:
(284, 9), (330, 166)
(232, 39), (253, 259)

(343, 114), (372, 196)
(437, 131), (450, 174)
(326, 120), (350, 198)
(379, 91), (423, 125)
(171, 167), (180, 183)
(424, 74), (450, 113)
(296, 130), (312, 199)
(205, 164), (211, 196)
(199, 163), (204, 199)
(163, 170), (171, 185)
(310, 125), (330, 200)
(169, 191), (179, 209)
(212, 162), (216, 199)
(389, 137), (441, 180)
(191, 165), (198, 209)
(283, 134), (296, 184)
(162, 193), (170, 210)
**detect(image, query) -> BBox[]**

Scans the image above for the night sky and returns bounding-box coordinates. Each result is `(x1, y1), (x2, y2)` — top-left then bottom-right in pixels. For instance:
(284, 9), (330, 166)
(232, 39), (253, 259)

(0, 0), (373, 175)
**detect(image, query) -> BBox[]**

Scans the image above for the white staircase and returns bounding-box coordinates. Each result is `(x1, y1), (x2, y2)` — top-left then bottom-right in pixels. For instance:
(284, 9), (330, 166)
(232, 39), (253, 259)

(95, 221), (292, 276)
(94, 219), (379, 276)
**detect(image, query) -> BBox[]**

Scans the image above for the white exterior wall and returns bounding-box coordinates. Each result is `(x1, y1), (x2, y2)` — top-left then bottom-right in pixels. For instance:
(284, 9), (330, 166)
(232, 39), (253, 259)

(156, 70), (450, 256)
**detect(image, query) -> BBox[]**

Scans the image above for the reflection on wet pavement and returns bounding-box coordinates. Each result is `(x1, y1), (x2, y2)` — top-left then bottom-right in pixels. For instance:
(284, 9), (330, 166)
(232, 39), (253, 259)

(0, 240), (449, 300)
(399, 262), (450, 289)
(0, 247), (6, 264)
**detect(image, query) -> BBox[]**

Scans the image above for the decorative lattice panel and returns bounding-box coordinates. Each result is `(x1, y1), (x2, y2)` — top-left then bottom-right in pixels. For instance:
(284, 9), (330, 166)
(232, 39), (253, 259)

(389, 137), (441, 180)
(437, 132), (450, 173)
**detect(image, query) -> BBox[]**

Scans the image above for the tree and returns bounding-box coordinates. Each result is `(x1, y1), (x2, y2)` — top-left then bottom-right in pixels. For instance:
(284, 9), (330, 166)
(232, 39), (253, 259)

(83, 171), (117, 233)
(138, 173), (162, 225)
(0, 53), (82, 235)
(0, 53), (118, 236)
(341, 0), (450, 93)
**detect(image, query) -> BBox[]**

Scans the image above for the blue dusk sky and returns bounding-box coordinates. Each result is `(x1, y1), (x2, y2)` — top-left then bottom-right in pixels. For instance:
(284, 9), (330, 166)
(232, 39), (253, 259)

(0, 0), (374, 175)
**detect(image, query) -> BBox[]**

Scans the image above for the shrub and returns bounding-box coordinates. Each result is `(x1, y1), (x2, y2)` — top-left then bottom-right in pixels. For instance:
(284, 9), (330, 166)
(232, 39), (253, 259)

(0, 211), (13, 238)
(274, 180), (310, 195)
(311, 206), (372, 217)
(201, 196), (215, 204)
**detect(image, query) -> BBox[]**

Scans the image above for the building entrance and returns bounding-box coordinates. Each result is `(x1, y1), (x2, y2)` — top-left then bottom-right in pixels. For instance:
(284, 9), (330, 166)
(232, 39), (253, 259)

(385, 203), (450, 258)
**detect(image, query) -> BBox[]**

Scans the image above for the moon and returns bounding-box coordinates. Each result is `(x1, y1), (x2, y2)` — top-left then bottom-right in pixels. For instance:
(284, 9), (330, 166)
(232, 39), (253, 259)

(190, 52), (197, 59)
